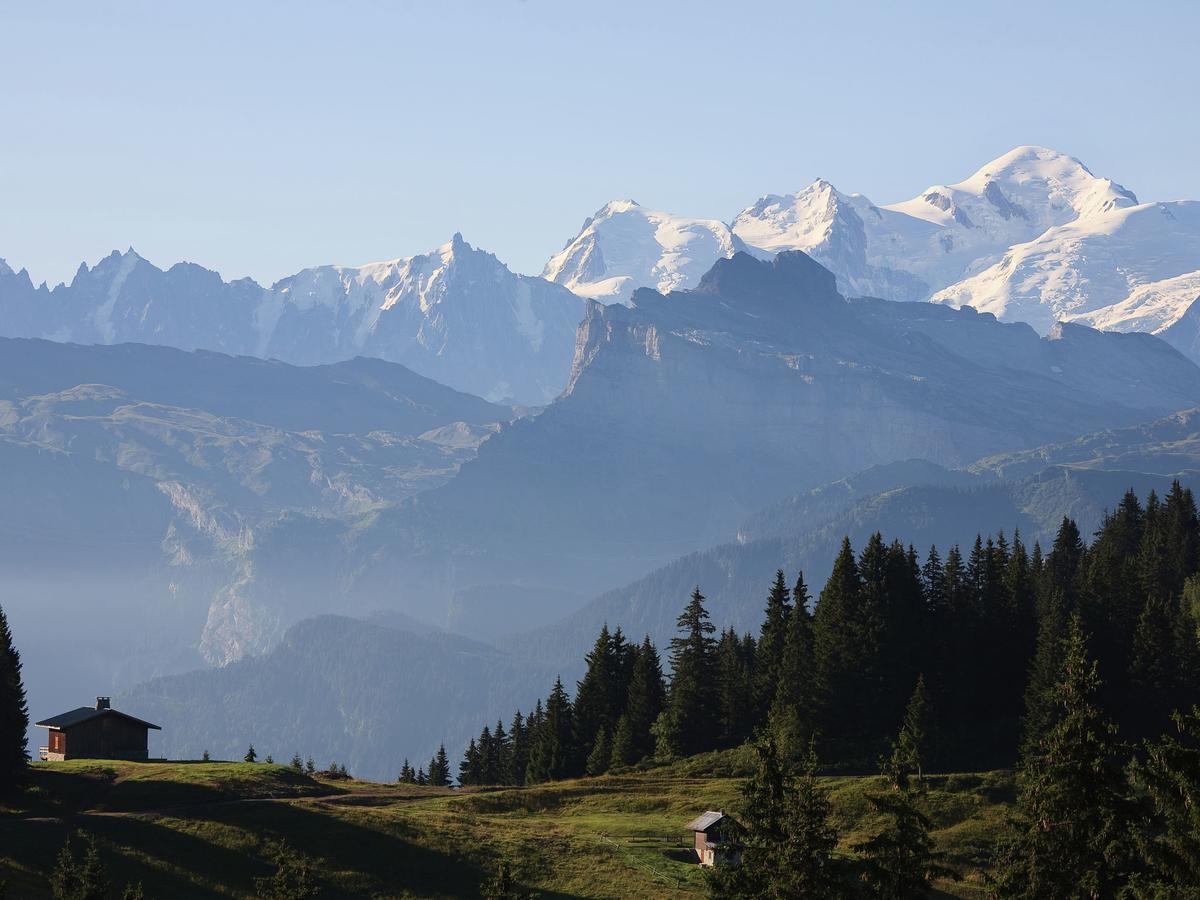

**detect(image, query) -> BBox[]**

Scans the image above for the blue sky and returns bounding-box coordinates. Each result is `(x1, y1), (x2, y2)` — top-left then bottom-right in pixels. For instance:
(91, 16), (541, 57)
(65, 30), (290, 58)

(3, 0), (1197, 286)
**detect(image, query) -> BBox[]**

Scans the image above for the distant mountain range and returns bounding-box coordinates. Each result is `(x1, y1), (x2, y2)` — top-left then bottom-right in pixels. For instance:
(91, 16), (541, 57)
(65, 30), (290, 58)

(553, 148), (1200, 353)
(0, 235), (583, 405)
(4, 146), (1199, 404)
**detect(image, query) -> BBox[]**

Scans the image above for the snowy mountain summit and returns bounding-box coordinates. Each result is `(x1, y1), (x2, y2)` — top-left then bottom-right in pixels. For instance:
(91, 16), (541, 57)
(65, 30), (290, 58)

(542, 200), (758, 304)
(732, 146), (1143, 305)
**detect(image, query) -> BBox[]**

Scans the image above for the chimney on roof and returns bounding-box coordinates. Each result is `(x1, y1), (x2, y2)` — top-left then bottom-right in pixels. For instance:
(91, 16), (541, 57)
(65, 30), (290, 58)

(96, 697), (111, 710)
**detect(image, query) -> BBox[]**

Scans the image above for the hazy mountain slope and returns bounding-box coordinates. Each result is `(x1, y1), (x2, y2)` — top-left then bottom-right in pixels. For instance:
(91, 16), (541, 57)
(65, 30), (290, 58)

(118, 403), (1200, 778)
(0, 236), (584, 405)
(0, 339), (511, 754)
(541, 200), (757, 304)
(318, 251), (1200, 630)
(118, 615), (558, 781)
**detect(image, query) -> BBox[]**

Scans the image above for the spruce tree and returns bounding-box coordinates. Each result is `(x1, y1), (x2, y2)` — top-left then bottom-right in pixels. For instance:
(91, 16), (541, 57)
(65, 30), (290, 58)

(585, 726), (611, 777)
(573, 625), (618, 762)
(655, 588), (718, 759)
(506, 710), (529, 786)
(754, 570), (793, 720)
(813, 537), (882, 759)
(526, 677), (578, 782)
(609, 713), (635, 769)
(854, 786), (951, 899)
(244, 744), (257, 763)
(50, 832), (112, 900)
(714, 627), (755, 747)
(994, 615), (1131, 898)
(623, 636), (666, 764)
(766, 571), (816, 763)
(1125, 705), (1200, 896)
(0, 603), (29, 799)
(708, 738), (840, 898)
(429, 744), (451, 787)
(887, 675), (933, 786)
(459, 738), (481, 786)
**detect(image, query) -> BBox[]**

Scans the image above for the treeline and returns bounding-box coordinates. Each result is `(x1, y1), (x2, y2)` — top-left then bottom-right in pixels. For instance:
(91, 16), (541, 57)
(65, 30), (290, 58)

(455, 483), (1200, 784)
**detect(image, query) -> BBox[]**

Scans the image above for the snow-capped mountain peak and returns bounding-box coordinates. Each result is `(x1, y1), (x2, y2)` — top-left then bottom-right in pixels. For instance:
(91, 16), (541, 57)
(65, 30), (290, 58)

(886, 145), (1138, 232)
(542, 200), (749, 304)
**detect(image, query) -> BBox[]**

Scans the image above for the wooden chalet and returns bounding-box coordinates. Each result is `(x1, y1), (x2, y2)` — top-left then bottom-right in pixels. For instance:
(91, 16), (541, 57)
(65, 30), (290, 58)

(685, 810), (741, 867)
(36, 697), (161, 761)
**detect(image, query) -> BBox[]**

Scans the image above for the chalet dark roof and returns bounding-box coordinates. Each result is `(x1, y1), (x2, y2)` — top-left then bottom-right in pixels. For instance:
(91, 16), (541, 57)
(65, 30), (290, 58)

(685, 811), (726, 832)
(35, 706), (161, 731)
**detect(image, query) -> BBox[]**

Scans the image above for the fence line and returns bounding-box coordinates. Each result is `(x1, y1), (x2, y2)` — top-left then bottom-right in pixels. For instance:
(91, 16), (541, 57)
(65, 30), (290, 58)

(596, 832), (687, 891)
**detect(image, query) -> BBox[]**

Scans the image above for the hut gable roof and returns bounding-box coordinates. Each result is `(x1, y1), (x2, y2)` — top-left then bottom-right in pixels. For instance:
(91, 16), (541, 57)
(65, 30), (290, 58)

(685, 810), (726, 832)
(36, 706), (161, 731)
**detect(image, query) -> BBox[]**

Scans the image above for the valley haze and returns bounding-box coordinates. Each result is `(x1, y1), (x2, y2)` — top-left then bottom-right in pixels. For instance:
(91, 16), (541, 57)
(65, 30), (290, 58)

(4, 142), (1200, 778)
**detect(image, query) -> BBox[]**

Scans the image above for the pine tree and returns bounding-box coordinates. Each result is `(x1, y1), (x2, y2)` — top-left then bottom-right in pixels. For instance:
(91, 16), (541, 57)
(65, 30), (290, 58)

(993, 615), (1131, 898)
(754, 570), (793, 721)
(429, 744), (451, 787)
(573, 625), (619, 763)
(854, 786), (951, 899)
(526, 677), (578, 782)
(399, 760), (415, 784)
(1125, 705), (1200, 896)
(655, 588), (718, 759)
(622, 636), (666, 764)
(585, 726), (611, 777)
(458, 739), (481, 786)
(416, 766), (427, 786)
(766, 571), (816, 764)
(609, 712), (635, 769)
(506, 710), (529, 786)
(0, 603), (29, 799)
(708, 738), (841, 898)
(813, 537), (882, 759)
(489, 720), (508, 785)
(244, 744), (257, 763)
(290, 753), (303, 771)
(305, 757), (315, 776)
(1021, 594), (1068, 757)
(887, 675), (933, 786)
(714, 627), (755, 747)
(50, 832), (111, 900)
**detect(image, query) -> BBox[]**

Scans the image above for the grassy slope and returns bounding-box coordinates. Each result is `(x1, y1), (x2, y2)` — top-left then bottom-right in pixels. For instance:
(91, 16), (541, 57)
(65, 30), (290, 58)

(0, 757), (1012, 898)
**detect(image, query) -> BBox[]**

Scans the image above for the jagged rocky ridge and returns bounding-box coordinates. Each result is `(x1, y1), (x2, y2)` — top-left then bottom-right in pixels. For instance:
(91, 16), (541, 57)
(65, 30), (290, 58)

(0, 235), (584, 405)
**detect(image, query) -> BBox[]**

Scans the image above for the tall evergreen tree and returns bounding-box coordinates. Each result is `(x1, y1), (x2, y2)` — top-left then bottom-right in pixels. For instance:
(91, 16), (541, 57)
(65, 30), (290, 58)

(428, 744), (451, 787)
(887, 675), (934, 786)
(813, 537), (882, 759)
(754, 570), (793, 721)
(708, 738), (841, 899)
(1125, 705), (1200, 896)
(994, 615), (1131, 899)
(526, 677), (578, 782)
(854, 786), (951, 899)
(573, 625), (618, 762)
(766, 571), (817, 764)
(655, 588), (718, 759)
(714, 627), (755, 748)
(0, 603), (29, 799)
(505, 711), (528, 786)
(459, 738), (481, 786)
(620, 636), (665, 765)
